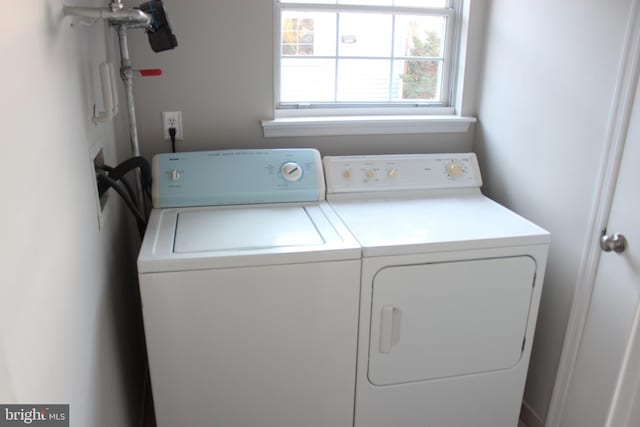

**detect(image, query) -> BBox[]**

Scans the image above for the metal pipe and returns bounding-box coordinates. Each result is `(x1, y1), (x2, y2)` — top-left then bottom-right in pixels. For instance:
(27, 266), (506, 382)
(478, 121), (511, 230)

(109, 0), (124, 11)
(118, 24), (146, 214)
(63, 6), (151, 27)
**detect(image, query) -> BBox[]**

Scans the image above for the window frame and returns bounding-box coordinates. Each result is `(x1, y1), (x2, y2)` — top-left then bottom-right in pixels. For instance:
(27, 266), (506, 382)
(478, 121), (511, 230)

(264, 0), (475, 137)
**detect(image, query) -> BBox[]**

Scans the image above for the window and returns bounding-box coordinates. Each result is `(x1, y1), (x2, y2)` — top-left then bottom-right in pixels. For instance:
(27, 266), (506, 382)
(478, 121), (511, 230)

(264, 0), (475, 137)
(278, 0), (458, 108)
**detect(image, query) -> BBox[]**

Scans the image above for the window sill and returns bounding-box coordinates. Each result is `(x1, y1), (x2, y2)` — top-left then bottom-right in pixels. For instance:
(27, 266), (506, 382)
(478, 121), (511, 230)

(261, 115), (477, 137)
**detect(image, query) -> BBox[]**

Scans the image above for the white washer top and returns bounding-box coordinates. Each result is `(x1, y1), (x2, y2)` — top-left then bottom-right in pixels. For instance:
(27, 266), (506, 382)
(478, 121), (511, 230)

(138, 202), (360, 273)
(324, 153), (549, 257)
(139, 148), (360, 273)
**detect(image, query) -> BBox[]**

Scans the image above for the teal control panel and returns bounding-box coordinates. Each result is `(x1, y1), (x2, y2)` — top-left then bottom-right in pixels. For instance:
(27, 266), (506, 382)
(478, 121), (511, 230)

(151, 149), (325, 208)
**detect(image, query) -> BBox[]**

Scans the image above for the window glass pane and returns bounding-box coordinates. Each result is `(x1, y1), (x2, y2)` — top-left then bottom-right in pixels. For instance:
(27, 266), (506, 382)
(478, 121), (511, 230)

(281, 58), (336, 102)
(394, 15), (446, 58)
(282, 11), (337, 56)
(393, 0), (448, 7)
(280, 0), (449, 6)
(339, 0), (393, 6)
(281, 0), (336, 4)
(278, 0), (455, 107)
(337, 59), (391, 101)
(338, 13), (392, 57)
(393, 59), (442, 101)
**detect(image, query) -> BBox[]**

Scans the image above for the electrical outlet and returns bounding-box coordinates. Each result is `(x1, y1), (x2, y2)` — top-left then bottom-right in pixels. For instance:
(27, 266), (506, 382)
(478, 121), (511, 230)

(162, 111), (183, 141)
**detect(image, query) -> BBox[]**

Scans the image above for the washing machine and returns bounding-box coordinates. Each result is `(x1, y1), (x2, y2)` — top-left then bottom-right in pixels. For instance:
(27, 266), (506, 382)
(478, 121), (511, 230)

(323, 153), (550, 427)
(137, 149), (361, 427)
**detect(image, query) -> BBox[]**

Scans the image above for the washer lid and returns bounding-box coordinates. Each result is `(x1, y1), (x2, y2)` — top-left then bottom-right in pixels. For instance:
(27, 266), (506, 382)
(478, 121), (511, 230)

(138, 202), (360, 273)
(329, 193), (550, 257)
(174, 206), (324, 253)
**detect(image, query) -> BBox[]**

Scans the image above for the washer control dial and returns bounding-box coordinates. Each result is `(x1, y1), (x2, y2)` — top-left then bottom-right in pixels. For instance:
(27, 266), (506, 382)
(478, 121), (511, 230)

(168, 169), (181, 181)
(281, 162), (303, 182)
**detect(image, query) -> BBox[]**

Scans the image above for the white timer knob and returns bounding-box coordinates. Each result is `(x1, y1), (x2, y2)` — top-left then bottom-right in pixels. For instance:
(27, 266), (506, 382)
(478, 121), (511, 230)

(281, 162), (303, 182)
(168, 169), (181, 181)
(446, 161), (465, 178)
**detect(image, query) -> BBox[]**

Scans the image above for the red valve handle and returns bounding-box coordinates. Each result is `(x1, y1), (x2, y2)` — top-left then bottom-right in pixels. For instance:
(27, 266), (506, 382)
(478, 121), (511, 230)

(137, 69), (162, 77)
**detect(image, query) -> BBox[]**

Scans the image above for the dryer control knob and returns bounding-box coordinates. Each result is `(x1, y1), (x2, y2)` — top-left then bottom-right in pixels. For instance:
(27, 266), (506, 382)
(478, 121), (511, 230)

(445, 161), (465, 178)
(343, 170), (352, 180)
(281, 162), (303, 182)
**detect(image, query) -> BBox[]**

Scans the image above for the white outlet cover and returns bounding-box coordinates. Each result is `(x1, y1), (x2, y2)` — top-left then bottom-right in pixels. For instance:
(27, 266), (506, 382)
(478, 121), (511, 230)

(162, 111), (183, 140)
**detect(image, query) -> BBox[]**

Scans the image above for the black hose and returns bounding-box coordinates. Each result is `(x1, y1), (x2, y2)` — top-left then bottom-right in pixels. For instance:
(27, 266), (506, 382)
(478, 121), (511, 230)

(97, 174), (146, 237)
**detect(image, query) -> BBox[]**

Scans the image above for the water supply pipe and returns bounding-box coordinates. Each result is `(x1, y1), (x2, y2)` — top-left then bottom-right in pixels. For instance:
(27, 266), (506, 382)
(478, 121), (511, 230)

(117, 24), (147, 213)
(63, 5), (151, 27)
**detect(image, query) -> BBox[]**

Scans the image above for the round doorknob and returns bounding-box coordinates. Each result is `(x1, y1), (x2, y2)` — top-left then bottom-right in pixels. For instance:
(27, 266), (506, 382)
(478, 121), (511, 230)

(600, 231), (627, 253)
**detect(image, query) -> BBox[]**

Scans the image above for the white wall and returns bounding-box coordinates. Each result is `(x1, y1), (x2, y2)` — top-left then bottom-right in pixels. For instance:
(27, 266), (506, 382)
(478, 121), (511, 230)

(0, 1), (145, 425)
(475, 0), (632, 422)
(122, 0), (486, 159)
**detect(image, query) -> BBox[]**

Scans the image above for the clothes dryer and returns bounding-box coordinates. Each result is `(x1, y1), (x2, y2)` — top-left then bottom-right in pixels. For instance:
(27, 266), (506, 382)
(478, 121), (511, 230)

(324, 153), (550, 427)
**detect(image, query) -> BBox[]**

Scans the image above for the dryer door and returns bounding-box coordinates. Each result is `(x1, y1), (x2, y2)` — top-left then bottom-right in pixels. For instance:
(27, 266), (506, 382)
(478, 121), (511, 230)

(368, 256), (536, 386)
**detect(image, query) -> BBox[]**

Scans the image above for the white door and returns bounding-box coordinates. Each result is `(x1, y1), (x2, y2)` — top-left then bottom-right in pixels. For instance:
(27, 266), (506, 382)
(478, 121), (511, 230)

(560, 82), (640, 427)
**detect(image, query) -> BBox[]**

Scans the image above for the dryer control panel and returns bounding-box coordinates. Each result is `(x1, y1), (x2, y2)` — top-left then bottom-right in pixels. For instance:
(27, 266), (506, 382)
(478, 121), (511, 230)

(324, 153), (482, 194)
(152, 149), (325, 208)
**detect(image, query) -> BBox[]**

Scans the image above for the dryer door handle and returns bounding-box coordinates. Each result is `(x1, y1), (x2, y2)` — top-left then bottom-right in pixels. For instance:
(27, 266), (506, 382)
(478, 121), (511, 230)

(379, 305), (397, 353)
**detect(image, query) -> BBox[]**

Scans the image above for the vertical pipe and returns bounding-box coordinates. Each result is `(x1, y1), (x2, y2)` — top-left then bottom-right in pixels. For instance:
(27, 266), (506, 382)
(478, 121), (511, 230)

(118, 25), (139, 156)
(117, 24), (146, 214)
